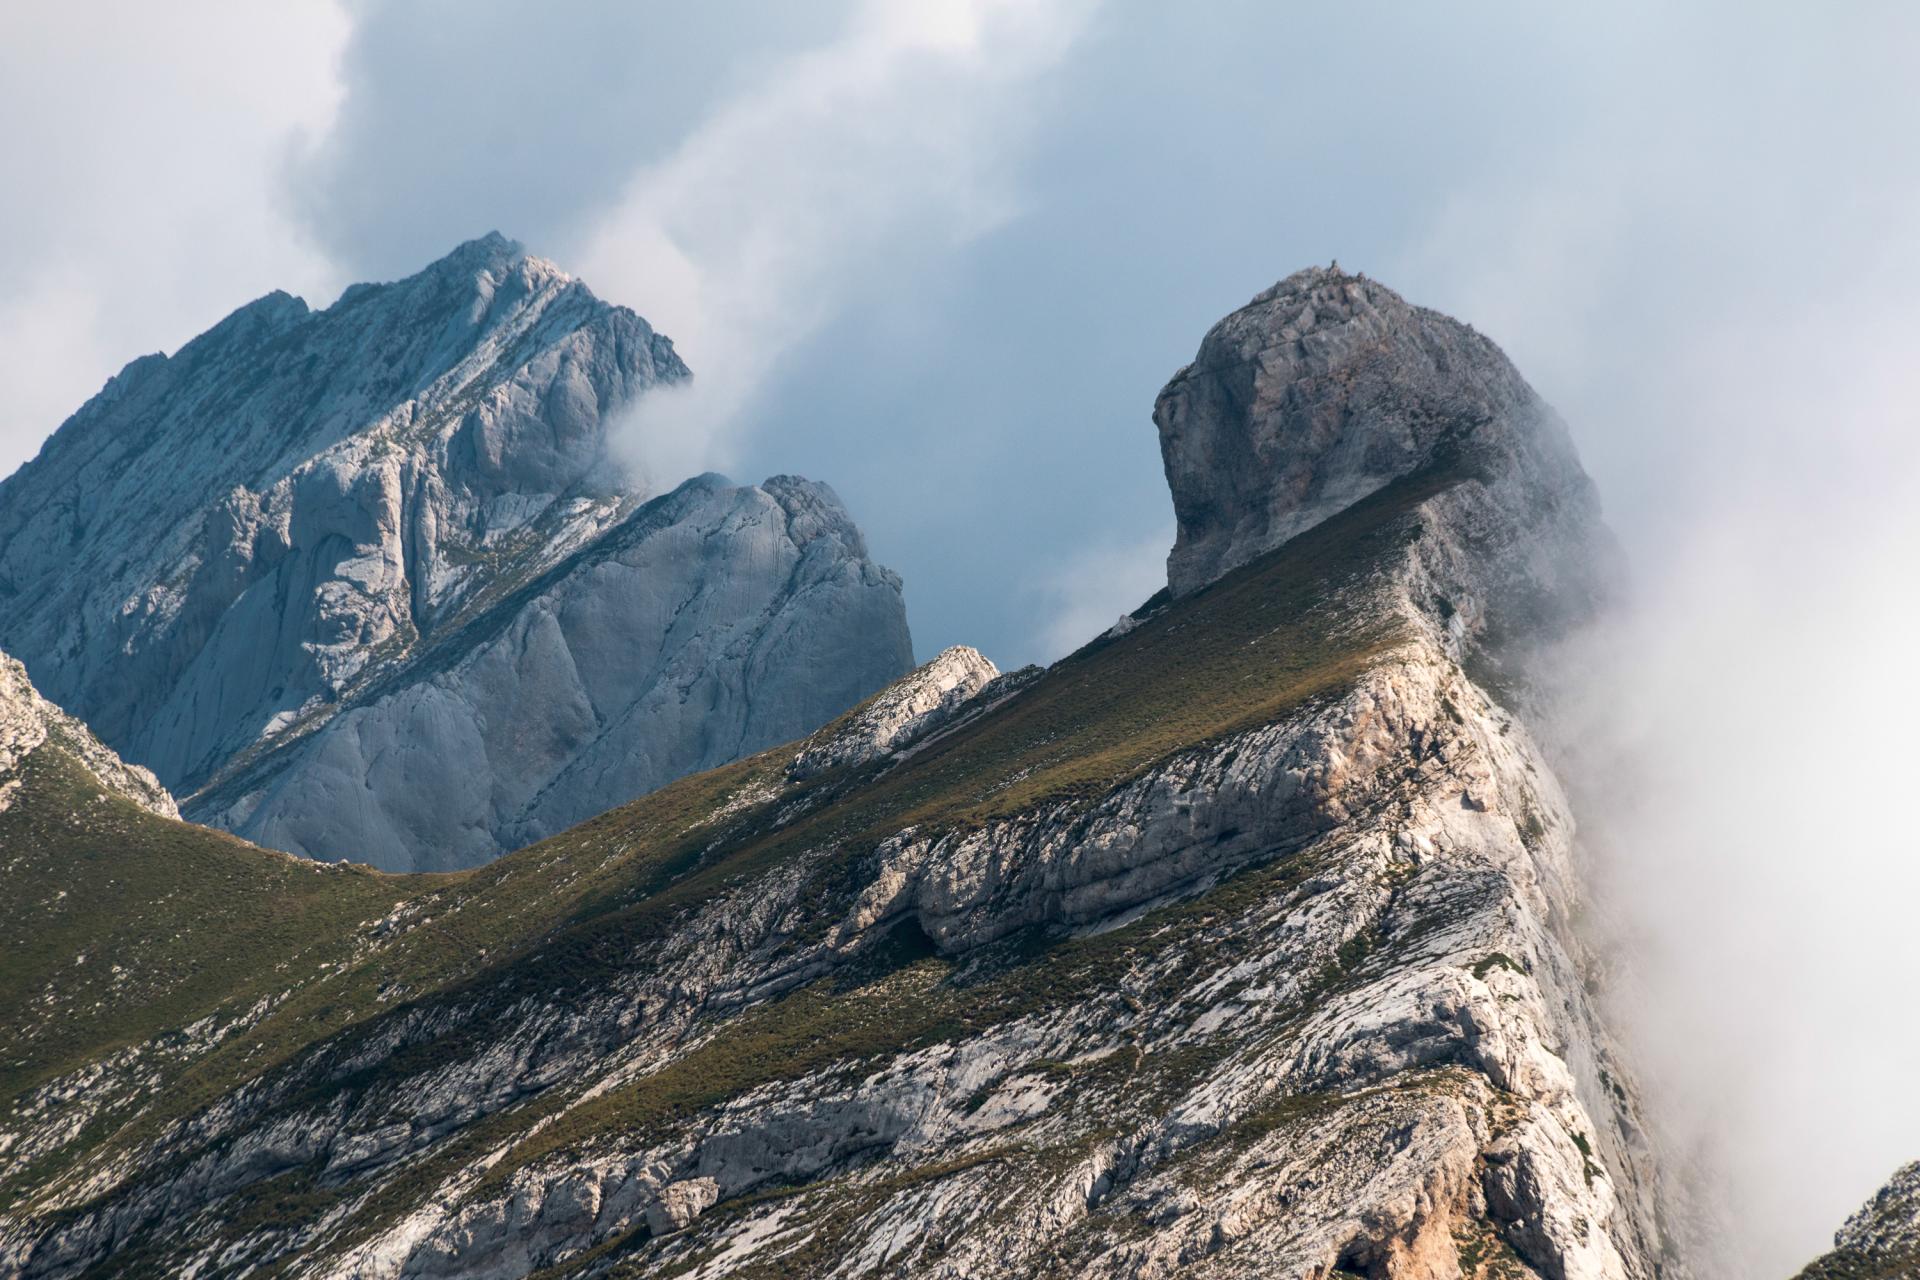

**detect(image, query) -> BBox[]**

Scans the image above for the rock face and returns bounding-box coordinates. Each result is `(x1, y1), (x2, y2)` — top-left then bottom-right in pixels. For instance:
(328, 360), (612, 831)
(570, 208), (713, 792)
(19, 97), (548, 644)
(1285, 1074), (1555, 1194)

(1796, 1163), (1920, 1279)
(0, 649), (176, 819)
(0, 269), (1686, 1279)
(787, 645), (999, 780)
(1156, 265), (1616, 626)
(194, 472), (913, 870)
(0, 235), (912, 869)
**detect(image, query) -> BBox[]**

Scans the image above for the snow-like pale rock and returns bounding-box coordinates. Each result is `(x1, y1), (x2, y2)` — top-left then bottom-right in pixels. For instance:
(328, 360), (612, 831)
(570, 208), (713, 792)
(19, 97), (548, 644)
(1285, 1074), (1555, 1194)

(0, 235), (912, 870)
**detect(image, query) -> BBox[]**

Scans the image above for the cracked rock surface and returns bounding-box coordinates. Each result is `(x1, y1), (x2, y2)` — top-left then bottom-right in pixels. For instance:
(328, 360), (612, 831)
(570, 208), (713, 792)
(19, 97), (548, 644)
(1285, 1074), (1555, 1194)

(0, 235), (910, 870)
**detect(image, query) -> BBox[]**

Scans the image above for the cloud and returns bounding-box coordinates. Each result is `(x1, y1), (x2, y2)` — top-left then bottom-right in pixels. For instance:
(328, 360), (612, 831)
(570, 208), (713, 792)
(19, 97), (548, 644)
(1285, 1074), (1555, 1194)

(1395, 4), (1920, 1268)
(285, 0), (855, 281)
(0, 2), (350, 480)
(1024, 524), (1172, 663)
(568, 0), (1097, 490)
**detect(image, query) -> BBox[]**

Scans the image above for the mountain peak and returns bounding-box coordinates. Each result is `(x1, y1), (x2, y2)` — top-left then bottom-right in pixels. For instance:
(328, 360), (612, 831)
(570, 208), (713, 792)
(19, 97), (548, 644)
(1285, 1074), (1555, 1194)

(1154, 267), (1612, 659)
(0, 235), (694, 810)
(430, 230), (536, 277)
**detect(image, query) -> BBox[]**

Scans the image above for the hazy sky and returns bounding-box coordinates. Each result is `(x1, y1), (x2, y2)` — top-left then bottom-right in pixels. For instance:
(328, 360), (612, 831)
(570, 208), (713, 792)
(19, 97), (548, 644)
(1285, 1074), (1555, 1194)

(3, 5), (1918, 1267)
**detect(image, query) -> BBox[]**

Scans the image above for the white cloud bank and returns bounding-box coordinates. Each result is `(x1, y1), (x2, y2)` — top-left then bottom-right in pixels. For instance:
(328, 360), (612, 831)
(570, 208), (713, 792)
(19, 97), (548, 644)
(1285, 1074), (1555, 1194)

(0, 3), (350, 479)
(568, 0), (1096, 491)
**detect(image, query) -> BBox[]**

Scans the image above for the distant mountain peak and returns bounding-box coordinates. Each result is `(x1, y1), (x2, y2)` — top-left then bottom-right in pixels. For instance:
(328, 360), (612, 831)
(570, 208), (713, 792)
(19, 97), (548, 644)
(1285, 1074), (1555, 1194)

(424, 230), (559, 284)
(0, 238), (907, 870)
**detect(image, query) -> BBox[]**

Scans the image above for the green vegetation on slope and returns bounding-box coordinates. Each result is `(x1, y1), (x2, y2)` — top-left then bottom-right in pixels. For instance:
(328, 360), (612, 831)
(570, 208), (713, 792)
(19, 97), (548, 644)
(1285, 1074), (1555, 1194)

(1794, 1248), (1920, 1280)
(0, 745), (419, 1104)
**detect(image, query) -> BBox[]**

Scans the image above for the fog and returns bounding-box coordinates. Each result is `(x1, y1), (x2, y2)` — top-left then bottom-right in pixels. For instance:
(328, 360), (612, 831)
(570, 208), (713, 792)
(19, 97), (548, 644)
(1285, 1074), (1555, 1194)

(566, 0), (1095, 492)
(2, 4), (1917, 1269)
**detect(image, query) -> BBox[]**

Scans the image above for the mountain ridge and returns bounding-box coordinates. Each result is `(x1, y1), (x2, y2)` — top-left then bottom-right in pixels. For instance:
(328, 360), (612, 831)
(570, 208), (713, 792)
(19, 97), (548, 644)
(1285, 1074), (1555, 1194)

(0, 236), (914, 870)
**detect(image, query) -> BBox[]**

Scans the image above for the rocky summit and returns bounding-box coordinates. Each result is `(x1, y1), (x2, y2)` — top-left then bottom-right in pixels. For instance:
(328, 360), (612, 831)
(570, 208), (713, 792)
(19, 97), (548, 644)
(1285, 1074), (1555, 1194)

(2, 268), (1694, 1278)
(0, 235), (912, 870)
(1155, 266), (1617, 632)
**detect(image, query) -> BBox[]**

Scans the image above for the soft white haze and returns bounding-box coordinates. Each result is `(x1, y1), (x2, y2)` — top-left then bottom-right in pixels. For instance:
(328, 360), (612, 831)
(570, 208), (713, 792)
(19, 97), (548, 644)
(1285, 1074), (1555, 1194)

(571, 0), (1095, 489)
(1396, 10), (1920, 1267)
(2, 6), (1917, 1269)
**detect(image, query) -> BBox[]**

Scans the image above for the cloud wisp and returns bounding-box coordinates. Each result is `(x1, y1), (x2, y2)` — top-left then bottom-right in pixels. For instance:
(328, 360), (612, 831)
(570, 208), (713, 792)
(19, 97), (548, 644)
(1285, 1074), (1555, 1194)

(1024, 524), (1174, 663)
(568, 0), (1096, 493)
(0, 2), (350, 480)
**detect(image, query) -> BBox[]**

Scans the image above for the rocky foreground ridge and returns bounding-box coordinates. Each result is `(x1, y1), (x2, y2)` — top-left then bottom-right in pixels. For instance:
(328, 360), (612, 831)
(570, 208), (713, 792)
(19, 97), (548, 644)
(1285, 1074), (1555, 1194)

(2, 267), (1688, 1278)
(0, 234), (912, 870)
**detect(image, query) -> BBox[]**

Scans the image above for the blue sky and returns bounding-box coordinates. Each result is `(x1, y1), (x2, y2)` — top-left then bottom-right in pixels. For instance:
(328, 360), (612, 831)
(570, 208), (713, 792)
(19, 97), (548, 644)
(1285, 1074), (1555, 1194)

(4, 7), (1920, 1264)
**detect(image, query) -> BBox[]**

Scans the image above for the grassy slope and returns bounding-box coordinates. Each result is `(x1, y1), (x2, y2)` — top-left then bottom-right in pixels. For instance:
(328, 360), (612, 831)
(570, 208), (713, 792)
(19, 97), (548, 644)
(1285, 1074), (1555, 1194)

(0, 746), (419, 1104)
(6, 465), (1465, 1236)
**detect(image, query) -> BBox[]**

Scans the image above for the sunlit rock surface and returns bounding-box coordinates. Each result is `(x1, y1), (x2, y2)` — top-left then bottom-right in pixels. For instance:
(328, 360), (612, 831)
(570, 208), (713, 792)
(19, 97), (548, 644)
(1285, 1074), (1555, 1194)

(787, 645), (999, 781)
(0, 235), (911, 869)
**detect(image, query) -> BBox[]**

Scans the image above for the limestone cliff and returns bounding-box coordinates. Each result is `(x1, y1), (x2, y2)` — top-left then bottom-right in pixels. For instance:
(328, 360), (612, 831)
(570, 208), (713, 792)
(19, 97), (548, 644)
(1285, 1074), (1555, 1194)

(0, 235), (912, 870)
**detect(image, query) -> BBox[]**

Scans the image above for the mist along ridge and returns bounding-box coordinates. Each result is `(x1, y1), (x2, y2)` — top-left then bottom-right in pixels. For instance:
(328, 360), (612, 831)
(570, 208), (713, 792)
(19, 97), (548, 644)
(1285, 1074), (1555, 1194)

(2, 267), (1720, 1278)
(0, 234), (913, 873)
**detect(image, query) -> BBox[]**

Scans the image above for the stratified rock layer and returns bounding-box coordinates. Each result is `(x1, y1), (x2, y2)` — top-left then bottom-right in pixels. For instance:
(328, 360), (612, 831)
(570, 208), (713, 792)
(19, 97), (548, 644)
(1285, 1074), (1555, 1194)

(0, 235), (913, 869)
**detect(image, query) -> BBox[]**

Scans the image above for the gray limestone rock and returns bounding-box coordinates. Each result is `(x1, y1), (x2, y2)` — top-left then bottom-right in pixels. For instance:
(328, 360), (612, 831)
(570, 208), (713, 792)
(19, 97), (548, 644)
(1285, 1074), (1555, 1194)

(0, 236), (912, 869)
(195, 473), (913, 870)
(0, 649), (176, 819)
(1156, 265), (1618, 651)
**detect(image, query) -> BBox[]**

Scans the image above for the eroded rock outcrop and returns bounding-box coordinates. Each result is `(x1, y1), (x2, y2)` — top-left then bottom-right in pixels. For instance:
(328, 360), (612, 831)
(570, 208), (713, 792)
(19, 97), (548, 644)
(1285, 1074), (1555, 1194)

(0, 235), (912, 869)
(0, 650), (176, 819)
(787, 645), (999, 781)
(1156, 265), (1617, 635)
